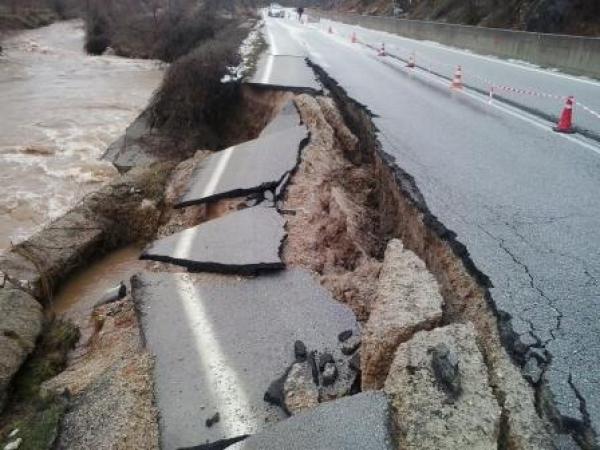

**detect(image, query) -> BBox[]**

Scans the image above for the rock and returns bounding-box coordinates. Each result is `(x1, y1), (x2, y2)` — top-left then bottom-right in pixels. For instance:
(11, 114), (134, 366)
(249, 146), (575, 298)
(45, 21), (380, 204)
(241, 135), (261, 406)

(94, 281), (127, 308)
(0, 282), (44, 410)
(429, 343), (461, 400)
(338, 329), (353, 342)
(294, 340), (307, 362)
(322, 362), (338, 386)
(384, 323), (501, 449)
(264, 366), (292, 414)
(8, 429), (18, 439)
(522, 357), (543, 385)
(341, 335), (360, 355)
(318, 352), (334, 372)
(362, 239), (443, 390)
(227, 392), (395, 450)
(205, 412), (220, 428)
(283, 362), (319, 415)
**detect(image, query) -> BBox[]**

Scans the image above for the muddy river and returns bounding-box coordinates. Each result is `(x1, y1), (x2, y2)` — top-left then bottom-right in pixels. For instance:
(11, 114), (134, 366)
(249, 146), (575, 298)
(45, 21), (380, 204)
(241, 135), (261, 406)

(0, 20), (163, 252)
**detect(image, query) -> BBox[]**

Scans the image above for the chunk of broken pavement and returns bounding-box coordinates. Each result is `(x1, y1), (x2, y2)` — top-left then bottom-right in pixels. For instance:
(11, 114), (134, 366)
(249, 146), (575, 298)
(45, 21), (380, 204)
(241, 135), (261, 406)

(294, 340), (307, 362)
(362, 239), (443, 390)
(341, 335), (360, 355)
(227, 392), (395, 450)
(322, 362), (338, 387)
(384, 323), (500, 449)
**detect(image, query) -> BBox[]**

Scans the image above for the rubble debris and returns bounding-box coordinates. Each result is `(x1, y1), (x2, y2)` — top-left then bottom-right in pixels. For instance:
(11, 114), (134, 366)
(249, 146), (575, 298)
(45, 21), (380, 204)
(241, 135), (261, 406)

(282, 362), (319, 415)
(322, 362), (338, 386)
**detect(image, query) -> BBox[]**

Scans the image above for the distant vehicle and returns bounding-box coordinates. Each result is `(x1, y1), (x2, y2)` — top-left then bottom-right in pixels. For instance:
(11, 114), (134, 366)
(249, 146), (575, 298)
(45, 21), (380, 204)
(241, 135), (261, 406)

(268, 3), (285, 18)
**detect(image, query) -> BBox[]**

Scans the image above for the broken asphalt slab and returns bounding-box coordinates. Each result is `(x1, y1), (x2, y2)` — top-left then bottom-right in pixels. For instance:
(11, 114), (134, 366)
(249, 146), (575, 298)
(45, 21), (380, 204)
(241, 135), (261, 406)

(176, 126), (308, 208)
(249, 54), (321, 92)
(131, 269), (359, 449)
(227, 392), (394, 450)
(140, 206), (285, 274)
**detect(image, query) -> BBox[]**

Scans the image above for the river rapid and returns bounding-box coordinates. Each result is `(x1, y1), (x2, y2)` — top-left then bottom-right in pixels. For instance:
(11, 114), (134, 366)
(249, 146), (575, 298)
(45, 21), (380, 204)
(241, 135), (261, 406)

(0, 20), (163, 252)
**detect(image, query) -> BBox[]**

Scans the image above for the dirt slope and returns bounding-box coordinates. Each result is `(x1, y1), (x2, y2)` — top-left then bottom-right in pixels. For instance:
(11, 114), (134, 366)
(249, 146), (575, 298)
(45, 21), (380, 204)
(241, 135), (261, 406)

(316, 0), (600, 36)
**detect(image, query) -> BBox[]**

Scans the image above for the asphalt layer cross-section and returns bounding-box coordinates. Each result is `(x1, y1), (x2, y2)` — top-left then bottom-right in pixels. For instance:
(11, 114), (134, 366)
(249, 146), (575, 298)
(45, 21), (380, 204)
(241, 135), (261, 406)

(177, 124), (307, 207)
(132, 269), (360, 450)
(259, 15), (600, 439)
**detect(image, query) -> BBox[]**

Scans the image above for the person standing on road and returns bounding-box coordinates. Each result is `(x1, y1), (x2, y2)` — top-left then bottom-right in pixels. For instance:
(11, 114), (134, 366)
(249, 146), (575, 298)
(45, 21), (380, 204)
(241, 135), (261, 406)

(297, 7), (304, 22)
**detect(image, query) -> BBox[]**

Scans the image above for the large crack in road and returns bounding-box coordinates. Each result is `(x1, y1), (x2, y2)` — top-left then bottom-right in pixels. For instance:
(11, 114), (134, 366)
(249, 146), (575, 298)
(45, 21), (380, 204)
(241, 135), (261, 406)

(304, 59), (595, 447)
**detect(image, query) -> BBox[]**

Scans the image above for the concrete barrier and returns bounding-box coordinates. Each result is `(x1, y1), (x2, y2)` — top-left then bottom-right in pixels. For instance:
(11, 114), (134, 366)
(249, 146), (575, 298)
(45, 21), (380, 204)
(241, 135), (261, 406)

(310, 10), (600, 79)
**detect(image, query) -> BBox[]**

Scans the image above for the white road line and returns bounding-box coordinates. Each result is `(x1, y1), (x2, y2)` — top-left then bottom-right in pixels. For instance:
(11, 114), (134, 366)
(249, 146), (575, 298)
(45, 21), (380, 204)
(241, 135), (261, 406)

(266, 17), (600, 157)
(323, 19), (600, 88)
(261, 25), (278, 84)
(177, 277), (257, 436)
(201, 146), (235, 198)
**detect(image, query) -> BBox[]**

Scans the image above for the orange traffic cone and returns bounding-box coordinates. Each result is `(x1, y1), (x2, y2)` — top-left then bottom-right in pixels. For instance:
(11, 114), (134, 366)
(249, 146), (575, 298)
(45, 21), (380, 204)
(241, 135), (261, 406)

(451, 65), (463, 89)
(553, 96), (576, 133)
(407, 53), (415, 68)
(328, 26), (333, 34)
(378, 43), (386, 56)
(351, 32), (357, 43)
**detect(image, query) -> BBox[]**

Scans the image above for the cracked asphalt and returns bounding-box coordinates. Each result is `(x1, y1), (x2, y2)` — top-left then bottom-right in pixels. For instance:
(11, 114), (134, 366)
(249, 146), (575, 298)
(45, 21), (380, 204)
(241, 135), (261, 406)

(258, 14), (600, 439)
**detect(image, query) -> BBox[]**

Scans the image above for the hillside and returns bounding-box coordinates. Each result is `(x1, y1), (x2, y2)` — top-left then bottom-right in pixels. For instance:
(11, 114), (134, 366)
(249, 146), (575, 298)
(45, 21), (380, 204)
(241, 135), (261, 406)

(316, 0), (600, 36)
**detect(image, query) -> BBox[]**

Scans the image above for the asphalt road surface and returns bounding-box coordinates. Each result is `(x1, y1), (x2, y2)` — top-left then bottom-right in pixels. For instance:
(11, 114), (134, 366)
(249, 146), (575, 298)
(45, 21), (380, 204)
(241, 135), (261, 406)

(258, 14), (600, 439)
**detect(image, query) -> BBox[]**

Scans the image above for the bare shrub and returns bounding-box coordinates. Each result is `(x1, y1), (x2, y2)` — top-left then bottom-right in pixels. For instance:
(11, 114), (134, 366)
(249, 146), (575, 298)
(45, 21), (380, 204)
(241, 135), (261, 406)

(150, 23), (247, 151)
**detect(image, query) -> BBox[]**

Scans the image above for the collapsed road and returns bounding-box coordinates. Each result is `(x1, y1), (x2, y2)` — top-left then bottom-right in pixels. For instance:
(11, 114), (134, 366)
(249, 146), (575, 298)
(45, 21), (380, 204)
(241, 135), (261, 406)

(254, 13), (600, 448)
(2, 7), (599, 450)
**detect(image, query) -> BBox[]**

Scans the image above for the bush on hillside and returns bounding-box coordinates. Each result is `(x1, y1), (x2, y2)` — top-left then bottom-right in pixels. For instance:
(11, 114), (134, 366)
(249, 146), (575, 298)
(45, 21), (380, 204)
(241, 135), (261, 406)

(150, 26), (245, 150)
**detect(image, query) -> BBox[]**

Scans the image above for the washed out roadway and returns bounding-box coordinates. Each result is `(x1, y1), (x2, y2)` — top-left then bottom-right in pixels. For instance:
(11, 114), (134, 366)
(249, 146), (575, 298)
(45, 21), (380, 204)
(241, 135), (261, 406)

(259, 15), (600, 439)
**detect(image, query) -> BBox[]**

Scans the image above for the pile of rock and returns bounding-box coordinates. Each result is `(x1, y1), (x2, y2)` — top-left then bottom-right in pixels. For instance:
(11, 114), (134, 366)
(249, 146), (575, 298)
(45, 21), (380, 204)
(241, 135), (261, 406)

(265, 331), (361, 416)
(361, 239), (502, 448)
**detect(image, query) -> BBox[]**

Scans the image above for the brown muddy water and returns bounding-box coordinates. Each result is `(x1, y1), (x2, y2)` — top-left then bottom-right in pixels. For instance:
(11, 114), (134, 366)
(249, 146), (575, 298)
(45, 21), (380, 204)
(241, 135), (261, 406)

(0, 20), (163, 252)
(52, 244), (146, 321)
